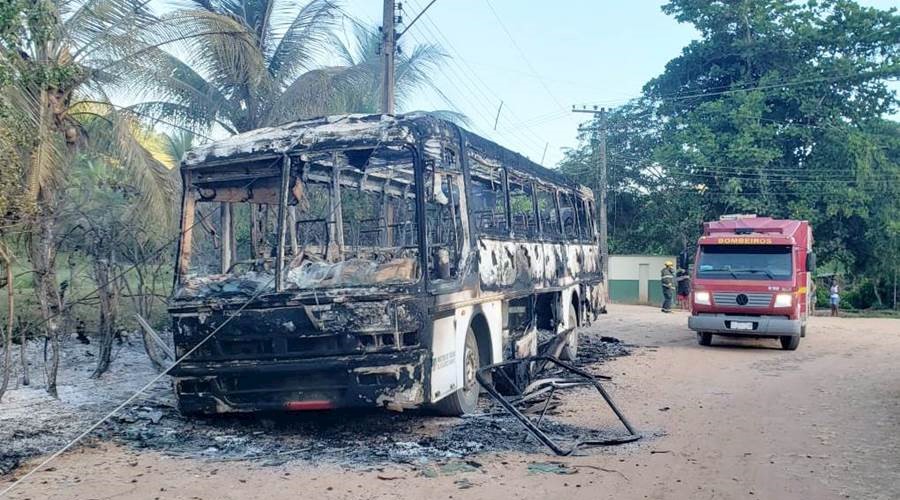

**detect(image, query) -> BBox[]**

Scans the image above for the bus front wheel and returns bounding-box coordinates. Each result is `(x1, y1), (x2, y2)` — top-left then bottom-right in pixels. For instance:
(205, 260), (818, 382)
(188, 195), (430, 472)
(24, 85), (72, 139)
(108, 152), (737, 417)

(434, 327), (481, 416)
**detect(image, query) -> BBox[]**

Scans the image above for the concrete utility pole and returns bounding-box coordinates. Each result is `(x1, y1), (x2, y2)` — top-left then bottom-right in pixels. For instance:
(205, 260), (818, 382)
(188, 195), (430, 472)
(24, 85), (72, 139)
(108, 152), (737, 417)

(573, 106), (609, 277)
(381, 0), (396, 114)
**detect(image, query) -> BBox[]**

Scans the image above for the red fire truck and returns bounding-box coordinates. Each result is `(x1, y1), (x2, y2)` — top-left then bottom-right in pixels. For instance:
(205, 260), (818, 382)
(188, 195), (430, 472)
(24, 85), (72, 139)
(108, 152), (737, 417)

(688, 215), (815, 350)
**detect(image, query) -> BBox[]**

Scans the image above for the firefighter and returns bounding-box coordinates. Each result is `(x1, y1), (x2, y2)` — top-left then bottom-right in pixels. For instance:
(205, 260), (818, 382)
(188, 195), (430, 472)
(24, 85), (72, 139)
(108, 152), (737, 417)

(676, 266), (691, 310)
(661, 261), (675, 313)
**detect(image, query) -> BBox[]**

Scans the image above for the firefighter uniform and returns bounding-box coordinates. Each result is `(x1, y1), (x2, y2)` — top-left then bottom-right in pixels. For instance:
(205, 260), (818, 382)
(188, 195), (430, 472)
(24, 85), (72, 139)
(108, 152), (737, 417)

(661, 262), (675, 313)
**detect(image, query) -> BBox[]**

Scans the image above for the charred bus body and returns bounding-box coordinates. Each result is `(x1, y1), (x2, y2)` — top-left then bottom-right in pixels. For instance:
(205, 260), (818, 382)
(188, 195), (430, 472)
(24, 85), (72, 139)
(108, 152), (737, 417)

(169, 114), (606, 416)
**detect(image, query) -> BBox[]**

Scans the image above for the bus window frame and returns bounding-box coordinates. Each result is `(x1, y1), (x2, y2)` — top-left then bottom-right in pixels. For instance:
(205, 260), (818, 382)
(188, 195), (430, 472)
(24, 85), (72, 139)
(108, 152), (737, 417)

(534, 183), (563, 242)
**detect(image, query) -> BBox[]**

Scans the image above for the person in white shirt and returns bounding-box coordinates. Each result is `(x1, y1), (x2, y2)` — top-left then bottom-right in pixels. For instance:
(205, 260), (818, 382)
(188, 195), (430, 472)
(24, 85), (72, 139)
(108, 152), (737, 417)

(829, 282), (840, 317)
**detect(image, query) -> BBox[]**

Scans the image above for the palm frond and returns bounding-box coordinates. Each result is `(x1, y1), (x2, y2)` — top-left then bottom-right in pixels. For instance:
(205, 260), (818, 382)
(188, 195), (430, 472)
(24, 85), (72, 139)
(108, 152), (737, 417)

(150, 10), (269, 99)
(66, 0), (156, 61)
(77, 102), (180, 225)
(115, 47), (232, 131)
(165, 130), (196, 163)
(408, 110), (472, 127)
(267, 0), (338, 86)
(394, 41), (446, 108)
(264, 66), (347, 124)
(25, 91), (68, 206)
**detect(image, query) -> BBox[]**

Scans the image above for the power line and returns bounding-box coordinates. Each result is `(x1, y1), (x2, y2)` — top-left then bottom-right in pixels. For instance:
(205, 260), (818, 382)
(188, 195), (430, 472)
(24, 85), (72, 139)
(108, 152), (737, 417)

(482, 0), (567, 112)
(605, 158), (898, 179)
(0, 147), (360, 494)
(0, 159), (284, 375)
(0, 274), (277, 498)
(401, 0), (538, 147)
(336, 0), (541, 153)
(576, 72), (900, 109)
(403, 0), (551, 158)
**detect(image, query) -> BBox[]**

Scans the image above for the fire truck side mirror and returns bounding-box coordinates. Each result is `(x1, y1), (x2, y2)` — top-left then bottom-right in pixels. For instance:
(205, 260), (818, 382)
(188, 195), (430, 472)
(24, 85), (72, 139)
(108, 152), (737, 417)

(806, 252), (816, 273)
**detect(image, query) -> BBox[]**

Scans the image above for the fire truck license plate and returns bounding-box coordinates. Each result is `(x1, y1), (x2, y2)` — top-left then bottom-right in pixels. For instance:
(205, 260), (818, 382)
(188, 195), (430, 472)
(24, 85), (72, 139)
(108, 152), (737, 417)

(731, 322), (753, 331)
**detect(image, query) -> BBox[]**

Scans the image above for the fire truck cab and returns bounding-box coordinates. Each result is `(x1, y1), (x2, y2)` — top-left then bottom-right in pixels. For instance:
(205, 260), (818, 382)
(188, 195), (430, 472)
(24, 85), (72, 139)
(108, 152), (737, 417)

(688, 215), (815, 350)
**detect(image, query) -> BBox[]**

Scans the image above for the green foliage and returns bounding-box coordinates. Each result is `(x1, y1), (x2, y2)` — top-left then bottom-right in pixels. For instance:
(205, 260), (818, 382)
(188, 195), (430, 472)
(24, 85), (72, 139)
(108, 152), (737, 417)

(560, 0), (900, 307)
(129, 1), (448, 134)
(0, 0), (177, 223)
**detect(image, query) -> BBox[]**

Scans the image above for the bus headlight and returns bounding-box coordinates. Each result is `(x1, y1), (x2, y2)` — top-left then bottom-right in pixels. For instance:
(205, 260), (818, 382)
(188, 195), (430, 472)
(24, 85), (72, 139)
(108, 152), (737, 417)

(694, 291), (711, 305)
(774, 293), (793, 308)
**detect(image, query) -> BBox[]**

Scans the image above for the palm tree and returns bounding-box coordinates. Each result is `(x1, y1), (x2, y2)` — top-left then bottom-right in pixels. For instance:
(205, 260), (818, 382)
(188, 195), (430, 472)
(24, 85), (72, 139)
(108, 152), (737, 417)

(130, 0), (449, 133)
(0, 0), (177, 396)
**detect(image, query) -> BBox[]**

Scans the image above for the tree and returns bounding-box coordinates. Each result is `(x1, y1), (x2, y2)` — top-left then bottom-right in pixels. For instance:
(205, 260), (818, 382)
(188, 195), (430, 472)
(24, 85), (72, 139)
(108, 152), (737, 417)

(0, 242), (13, 401)
(130, 1), (447, 133)
(649, 0), (899, 296)
(128, 0), (338, 133)
(563, 0), (899, 306)
(57, 115), (178, 377)
(0, 0), (177, 395)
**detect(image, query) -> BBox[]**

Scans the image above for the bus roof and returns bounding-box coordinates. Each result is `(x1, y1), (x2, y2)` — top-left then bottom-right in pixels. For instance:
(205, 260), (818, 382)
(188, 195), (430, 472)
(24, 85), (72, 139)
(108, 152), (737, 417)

(182, 113), (586, 193)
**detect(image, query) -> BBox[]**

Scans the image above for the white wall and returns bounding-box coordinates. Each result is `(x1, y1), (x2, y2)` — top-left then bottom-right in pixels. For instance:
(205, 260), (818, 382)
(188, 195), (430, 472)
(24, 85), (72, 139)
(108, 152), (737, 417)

(609, 255), (676, 281)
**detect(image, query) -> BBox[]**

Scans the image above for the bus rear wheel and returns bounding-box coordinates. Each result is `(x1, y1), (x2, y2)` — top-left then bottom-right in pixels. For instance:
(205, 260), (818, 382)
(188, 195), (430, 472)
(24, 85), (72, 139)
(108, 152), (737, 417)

(434, 327), (480, 416)
(560, 308), (579, 361)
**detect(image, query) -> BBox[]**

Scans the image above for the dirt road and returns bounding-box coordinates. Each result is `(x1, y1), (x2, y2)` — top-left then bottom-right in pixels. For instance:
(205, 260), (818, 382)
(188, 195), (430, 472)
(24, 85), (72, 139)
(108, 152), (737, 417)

(2, 305), (899, 500)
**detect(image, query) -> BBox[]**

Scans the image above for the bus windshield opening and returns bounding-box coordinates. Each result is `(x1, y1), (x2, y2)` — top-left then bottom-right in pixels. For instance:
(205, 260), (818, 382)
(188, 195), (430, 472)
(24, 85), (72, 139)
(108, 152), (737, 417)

(175, 146), (421, 299)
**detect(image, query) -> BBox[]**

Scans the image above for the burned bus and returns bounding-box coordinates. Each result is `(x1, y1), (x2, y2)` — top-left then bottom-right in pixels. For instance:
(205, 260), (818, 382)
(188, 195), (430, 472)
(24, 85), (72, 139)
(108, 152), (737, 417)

(169, 113), (606, 416)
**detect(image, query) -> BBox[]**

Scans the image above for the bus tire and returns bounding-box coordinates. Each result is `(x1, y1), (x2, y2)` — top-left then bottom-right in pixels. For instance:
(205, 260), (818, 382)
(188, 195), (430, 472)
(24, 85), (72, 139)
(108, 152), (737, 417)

(698, 332), (713, 346)
(780, 335), (800, 351)
(560, 308), (579, 361)
(434, 327), (480, 416)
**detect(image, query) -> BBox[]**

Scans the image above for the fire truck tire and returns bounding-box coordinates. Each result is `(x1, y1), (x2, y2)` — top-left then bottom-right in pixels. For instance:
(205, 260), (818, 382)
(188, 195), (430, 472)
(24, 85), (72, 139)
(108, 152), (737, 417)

(697, 332), (713, 346)
(800, 323), (807, 338)
(780, 335), (800, 350)
(560, 308), (579, 361)
(434, 328), (480, 416)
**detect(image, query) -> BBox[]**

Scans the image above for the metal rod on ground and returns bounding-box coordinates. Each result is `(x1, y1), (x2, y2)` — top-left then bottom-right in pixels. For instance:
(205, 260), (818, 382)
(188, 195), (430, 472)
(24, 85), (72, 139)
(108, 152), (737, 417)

(135, 314), (175, 360)
(476, 356), (640, 456)
(477, 369), (567, 455)
(522, 384), (556, 444)
(589, 376), (637, 435)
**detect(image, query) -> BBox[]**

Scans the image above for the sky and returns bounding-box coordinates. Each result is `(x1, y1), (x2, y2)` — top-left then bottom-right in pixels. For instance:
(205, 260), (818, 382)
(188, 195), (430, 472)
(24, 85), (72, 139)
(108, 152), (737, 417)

(338, 0), (898, 168)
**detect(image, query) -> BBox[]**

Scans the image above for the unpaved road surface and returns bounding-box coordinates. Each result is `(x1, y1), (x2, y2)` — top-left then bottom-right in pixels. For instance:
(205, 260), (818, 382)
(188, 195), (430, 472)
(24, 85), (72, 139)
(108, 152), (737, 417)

(2, 305), (899, 500)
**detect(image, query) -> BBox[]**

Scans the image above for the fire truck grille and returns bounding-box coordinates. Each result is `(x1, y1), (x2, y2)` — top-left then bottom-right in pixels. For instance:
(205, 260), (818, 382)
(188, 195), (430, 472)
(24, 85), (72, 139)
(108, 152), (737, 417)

(713, 292), (772, 307)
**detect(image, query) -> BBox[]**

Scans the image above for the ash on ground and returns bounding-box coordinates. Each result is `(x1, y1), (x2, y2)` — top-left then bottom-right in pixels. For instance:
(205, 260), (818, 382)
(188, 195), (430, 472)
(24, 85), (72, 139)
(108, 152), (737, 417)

(1, 333), (632, 475)
(575, 335), (633, 367)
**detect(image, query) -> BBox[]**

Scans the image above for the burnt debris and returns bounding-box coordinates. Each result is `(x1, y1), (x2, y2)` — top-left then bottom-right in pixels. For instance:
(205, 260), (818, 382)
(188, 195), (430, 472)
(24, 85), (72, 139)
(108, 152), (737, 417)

(474, 356), (640, 456)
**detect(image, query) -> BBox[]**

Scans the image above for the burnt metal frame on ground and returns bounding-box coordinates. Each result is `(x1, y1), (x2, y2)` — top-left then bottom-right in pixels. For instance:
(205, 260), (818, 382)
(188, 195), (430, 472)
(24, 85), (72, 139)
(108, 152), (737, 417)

(475, 355), (640, 456)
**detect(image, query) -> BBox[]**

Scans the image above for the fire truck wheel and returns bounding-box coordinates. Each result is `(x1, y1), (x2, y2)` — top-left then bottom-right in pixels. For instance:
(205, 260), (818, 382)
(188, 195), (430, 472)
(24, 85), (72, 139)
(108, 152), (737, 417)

(780, 335), (800, 350)
(800, 323), (807, 338)
(434, 328), (481, 416)
(697, 332), (713, 346)
(560, 308), (579, 361)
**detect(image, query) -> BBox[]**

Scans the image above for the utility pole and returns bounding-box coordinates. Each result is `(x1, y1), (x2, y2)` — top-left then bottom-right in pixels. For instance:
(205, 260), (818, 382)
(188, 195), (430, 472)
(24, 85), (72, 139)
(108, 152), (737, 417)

(573, 106), (608, 277)
(381, 0), (397, 114)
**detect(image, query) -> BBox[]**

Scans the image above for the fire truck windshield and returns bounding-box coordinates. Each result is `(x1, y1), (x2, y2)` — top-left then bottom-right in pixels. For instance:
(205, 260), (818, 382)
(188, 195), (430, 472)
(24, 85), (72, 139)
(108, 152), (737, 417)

(697, 245), (792, 280)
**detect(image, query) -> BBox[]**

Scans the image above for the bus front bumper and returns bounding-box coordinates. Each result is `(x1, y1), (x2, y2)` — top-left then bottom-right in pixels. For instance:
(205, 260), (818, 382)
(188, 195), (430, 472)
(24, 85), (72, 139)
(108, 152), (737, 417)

(170, 349), (428, 415)
(688, 314), (800, 338)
